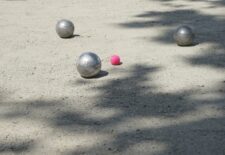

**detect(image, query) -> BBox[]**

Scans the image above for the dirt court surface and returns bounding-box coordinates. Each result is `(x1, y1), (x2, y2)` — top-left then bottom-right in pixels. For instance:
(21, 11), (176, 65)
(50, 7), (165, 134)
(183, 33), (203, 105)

(0, 0), (225, 154)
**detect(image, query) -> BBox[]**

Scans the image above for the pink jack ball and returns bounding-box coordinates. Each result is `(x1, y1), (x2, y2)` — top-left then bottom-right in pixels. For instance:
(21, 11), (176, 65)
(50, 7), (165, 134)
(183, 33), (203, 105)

(111, 55), (121, 65)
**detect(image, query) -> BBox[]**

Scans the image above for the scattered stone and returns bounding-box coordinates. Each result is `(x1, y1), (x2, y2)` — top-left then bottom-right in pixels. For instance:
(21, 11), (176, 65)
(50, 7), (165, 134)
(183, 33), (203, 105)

(108, 147), (112, 151)
(93, 121), (101, 125)
(136, 129), (141, 132)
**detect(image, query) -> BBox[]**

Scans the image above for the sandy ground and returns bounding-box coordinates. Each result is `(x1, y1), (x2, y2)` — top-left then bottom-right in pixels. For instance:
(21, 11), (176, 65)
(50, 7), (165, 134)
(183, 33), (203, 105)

(0, 0), (225, 154)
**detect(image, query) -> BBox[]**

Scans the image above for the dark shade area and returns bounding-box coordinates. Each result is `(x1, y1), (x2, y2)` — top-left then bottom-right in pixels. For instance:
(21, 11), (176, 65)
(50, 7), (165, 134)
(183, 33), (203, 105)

(155, 0), (225, 7)
(0, 141), (34, 153)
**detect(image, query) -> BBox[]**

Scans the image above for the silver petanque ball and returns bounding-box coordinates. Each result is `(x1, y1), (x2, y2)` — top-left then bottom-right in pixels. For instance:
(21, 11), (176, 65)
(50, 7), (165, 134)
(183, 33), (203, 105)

(173, 25), (195, 46)
(76, 52), (102, 78)
(56, 19), (74, 38)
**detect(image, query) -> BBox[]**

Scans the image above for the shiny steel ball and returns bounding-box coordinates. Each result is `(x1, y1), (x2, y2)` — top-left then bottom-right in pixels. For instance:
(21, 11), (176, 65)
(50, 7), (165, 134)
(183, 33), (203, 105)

(76, 52), (102, 78)
(173, 25), (195, 46)
(56, 19), (74, 38)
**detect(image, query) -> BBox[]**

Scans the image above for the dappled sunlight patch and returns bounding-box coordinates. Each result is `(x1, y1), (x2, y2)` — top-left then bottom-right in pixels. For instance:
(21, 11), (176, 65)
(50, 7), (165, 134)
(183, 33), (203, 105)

(114, 104), (224, 133)
(177, 104), (224, 123)
(85, 107), (123, 120)
(42, 133), (112, 154)
(0, 120), (48, 140)
(122, 141), (168, 155)
(190, 84), (225, 102)
(192, 93), (224, 101)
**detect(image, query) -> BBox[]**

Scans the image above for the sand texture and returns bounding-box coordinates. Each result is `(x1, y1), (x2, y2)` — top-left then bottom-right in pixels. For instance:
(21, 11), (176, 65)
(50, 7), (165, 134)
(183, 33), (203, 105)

(0, 0), (225, 154)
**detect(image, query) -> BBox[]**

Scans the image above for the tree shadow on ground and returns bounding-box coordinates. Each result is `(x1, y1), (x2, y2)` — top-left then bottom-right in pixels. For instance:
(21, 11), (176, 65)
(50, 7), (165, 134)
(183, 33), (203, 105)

(189, 0), (225, 7)
(0, 141), (34, 154)
(119, 9), (225, 69)
(64, 65), (225, 155)
(1, 65), (224, 154)
(0, 92), (34, 154)
(154, 0), (225, 7)
(0, 0), (224, 154)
